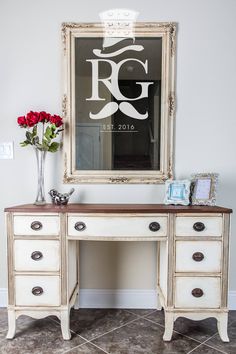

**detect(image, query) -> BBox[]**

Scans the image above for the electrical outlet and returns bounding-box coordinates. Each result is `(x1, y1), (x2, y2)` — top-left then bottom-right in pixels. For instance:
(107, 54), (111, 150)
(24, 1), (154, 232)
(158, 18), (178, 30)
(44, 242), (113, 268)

(0, 142), (14, 159)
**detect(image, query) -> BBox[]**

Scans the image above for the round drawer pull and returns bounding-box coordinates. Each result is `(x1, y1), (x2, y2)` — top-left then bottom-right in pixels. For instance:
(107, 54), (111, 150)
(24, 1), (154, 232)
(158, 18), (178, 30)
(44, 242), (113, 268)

(31, 251), (43, 261)
(32, 286), (44, 296)
(74, 222), (86, 231)
(31, 221), (43, 231)
(149, 222), (161, 232)
(192, 252), (204, 262)
(191, 288), (204, 298)
(193, 222), (205, 232)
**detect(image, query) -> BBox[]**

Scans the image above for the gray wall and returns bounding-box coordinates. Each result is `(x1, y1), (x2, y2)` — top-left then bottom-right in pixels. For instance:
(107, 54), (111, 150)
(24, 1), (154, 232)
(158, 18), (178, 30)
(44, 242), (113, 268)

(0, 0), (236, 294)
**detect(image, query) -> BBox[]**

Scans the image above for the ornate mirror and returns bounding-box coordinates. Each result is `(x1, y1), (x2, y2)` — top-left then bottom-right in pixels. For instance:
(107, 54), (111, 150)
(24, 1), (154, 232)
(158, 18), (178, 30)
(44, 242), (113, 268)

(62, 22), (176, 183)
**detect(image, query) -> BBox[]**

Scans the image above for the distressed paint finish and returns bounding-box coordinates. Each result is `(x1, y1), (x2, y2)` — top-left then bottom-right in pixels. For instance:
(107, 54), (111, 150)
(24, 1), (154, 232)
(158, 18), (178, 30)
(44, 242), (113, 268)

(5, 204), (231, 342)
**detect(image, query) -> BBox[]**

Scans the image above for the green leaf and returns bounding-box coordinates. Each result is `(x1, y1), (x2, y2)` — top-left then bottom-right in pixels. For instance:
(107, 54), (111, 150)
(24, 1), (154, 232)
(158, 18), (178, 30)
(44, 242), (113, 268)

(44, 126), (52, 139)
(43, 133), (51, 143)
(35, 143), (43, 151)
(48, 142), (59, 152)
(32, 136), (39, 145)
(26, 131), (32, 141)
(50, 123), (56, 130)
(42, 140), (50, 151)
(32, 126), (37, 137)
(42, 138), (50, 146)
(20, 140), (30, 147)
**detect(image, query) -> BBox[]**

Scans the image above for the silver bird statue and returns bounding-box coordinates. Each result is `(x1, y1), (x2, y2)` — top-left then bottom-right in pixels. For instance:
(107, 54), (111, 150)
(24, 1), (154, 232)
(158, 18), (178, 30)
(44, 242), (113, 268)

(49, 188), (75, 205)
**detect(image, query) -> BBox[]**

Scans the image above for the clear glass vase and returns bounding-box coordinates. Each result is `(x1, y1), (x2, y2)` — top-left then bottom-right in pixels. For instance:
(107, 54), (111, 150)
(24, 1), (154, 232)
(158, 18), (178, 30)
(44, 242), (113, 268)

(34, 148), (47, 205)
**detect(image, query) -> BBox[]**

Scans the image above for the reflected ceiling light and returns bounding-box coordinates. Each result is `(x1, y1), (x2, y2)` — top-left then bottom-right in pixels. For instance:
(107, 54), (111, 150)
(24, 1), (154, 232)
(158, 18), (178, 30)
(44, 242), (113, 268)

(99, 8), (139, 48)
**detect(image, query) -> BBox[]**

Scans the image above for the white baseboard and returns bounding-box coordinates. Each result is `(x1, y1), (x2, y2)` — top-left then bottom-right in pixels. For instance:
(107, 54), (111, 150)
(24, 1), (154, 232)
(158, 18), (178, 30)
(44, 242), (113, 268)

(1, 288), (236, 310)
(0, 288), (7, 308)
(228, 291), (236, 310)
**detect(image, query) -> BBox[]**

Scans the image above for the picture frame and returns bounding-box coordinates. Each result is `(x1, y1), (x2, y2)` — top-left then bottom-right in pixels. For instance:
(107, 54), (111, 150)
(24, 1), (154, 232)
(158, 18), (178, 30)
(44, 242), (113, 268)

(164, 179), (191, 205)
(191, 173), (219, 206)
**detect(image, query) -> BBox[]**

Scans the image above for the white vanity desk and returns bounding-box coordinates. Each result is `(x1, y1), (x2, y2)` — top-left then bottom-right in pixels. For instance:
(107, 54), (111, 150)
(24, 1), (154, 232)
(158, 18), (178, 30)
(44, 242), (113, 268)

(5, 203), (232, 342)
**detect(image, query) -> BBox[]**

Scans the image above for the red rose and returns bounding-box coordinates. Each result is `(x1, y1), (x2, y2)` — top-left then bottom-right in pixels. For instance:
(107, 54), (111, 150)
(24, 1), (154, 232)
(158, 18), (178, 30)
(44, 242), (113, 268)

(50, 114), (63, 127)
(39, 111), (51, 123)
(17, 116), (27, 126)
(26, 111), (39, 127)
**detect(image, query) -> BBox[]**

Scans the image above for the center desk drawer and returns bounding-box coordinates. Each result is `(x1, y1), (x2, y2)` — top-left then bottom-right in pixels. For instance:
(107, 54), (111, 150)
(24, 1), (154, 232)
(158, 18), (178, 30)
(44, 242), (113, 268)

(14, 240), (60, 272)
(13, 215), (60, 236)
(68, 216), (167, 238)
(176, 216), (222, 237)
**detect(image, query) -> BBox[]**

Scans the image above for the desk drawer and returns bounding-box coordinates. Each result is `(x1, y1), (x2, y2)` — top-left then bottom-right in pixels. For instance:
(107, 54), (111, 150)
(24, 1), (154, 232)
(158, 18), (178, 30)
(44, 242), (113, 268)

(13, 215), (60, 236)
(175, 241), (222, 273)
(175, 277), (221, 308)
(14, 240), (60, 272)
(176, 217), (222, 237)
(68, 216), (167, 238)
(15, 275), (60, 306)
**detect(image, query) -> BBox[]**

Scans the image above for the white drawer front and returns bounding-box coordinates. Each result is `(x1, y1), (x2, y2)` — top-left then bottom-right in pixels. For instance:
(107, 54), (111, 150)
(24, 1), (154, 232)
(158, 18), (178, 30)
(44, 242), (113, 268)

(15, 276), (60, 306)
(176, 241), (222, 273)
(175, 277), (221, 308)
(13, 216), (60, 236)
(67, 216), (167, 238)
(176, 217), (222, 237)
(14, 240), (60, 271)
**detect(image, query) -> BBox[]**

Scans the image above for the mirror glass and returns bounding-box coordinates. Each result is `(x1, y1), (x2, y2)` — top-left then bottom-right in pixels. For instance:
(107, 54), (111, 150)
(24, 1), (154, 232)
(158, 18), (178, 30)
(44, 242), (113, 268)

(75, 37), (162, 171)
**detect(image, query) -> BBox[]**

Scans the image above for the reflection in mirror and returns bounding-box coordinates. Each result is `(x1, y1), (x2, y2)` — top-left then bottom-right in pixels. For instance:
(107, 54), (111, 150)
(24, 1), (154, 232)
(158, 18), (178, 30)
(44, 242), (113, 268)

(63, 23), (176, 183)
(75, 37), (162, 171)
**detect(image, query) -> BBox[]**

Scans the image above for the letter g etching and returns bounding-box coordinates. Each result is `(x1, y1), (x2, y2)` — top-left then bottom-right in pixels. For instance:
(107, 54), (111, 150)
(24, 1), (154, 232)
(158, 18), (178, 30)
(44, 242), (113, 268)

(86, 42), (153, 120)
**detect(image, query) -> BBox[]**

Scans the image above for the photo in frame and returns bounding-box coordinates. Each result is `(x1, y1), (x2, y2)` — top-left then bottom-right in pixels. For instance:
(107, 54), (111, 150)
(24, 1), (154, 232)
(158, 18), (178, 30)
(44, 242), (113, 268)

(191, 173), (219, 206)
(164, 179), (191, 206)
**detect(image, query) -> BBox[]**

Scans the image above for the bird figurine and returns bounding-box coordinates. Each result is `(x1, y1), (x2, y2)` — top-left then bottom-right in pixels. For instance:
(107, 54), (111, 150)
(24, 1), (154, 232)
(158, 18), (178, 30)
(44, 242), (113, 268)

(49, 188), (75, 205)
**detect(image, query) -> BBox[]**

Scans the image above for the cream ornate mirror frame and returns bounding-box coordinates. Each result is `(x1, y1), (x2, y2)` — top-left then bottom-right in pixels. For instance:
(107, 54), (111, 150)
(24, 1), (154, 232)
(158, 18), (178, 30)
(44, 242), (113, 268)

(62, 22), (176, 184)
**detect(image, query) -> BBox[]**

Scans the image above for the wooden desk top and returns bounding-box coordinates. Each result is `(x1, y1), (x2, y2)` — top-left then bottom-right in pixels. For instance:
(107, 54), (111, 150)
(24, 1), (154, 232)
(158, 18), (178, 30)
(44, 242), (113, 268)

(4, 204), (233, 214)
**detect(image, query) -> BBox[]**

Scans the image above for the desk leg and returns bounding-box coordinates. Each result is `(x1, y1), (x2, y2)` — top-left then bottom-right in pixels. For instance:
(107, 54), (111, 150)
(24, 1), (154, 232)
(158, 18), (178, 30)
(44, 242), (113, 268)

(6, 309), (16, 339)
(163, 312), (174, 341)
(61, 309), (71, 340)
(156, 241), (162, 310)
(74, 240), (80, 310)
(217, 313), (229, 342)
(74, 296), (79, 310)
(157, 296), (162, 310)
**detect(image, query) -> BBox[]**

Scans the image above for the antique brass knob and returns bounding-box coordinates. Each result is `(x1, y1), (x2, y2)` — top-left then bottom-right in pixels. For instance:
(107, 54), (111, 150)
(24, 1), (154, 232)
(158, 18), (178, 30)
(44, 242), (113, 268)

(32, 286), (44, 296)
(149, 222), (161, 232)
(30, 221), (43, 231)
(31, 251), (43, 261)
(192, 252), (204, 262)
(191, 288), (204, 298)
(74, 222), (86, 231)
(193, 222), (205, 232)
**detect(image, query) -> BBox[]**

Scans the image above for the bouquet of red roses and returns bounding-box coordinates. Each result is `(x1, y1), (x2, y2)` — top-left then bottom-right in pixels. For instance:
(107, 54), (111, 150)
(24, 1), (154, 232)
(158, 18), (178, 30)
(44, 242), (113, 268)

(17, 111), (63, 152)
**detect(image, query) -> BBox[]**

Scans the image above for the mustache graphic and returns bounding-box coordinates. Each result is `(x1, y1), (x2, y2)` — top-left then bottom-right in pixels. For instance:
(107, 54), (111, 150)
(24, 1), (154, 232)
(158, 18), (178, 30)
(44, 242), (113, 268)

(89, 102), (148, 120)
(119, 102), (148, 120)
(89, 102), (118, 119)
